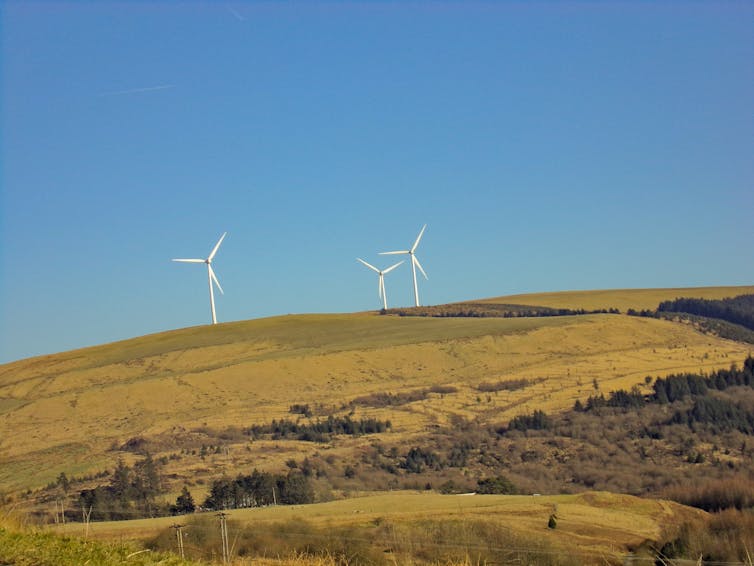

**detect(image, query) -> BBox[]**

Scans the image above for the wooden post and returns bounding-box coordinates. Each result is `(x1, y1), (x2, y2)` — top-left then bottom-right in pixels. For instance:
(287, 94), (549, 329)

(82, 504), (92, 540)
(217, 512), (229, 564)
(171, 523), (185, 559)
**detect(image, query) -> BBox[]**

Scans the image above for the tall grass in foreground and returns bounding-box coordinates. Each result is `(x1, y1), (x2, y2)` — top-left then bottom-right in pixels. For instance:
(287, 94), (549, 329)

(663, 477), (754, 512)
(0, 507), (197, 566)
(148, 515), (584, 565)
(652, 509), (754, 564)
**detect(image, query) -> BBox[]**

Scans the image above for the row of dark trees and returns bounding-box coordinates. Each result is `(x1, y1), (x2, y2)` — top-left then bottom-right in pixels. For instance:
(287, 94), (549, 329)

(78, 455), (162, 521)
(247, 415), (391, 442)
(72, 456), (314, 520)
(578, 356), (754, 412)
(575, 357), (754, 435)
(658, 294), (754, 332)
(387, 304), (620, 319)
(505, 409), (552, 432)
(202, 469), (314, 510)
(671, 396), (754, 435)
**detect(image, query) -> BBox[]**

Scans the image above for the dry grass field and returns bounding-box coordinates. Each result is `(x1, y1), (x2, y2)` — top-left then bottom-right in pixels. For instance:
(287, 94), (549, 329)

(475, 285), (754, 311)
(1, 286), (753, 497)
(54, 490), (705, 564)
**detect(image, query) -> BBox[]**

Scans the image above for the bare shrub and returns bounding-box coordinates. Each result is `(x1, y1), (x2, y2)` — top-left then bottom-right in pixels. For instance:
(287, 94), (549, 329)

(428, 384), (458, 395)
(350, 389), (428, 408)
(662, 476), (754, 511)
(477, 378), (542, 393)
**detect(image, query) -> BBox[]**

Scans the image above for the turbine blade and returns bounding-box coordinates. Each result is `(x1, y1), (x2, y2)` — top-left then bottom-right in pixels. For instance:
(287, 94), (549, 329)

(378, 276), (384, 299)
(414, 255), (428, 280)
(411, 224), (427, 253)
(379, 250), (409, 256)
(172, 258), (205, 263)
(356, 258), (379, 273)
(208, 232), (227, 261)
(209, 265), (224, 294)
(383, 260), (404, 274)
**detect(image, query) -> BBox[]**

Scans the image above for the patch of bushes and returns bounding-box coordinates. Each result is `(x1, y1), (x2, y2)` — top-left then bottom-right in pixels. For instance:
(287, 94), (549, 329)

(648, 509), (754, 564)
(662, 477), (754, 512)
(289, 403), (313, 417)
(428, 384), (458, 395)
(384, 303), (619, 319)
(402, 447), (443, 473)
(477, 378), (541, 393)
(350, 386), (458, 409)
(670, 396), (754, 434)
(504, 410), (552, 433)
(476, 475), (516, 494)
(350, 389), (428, 407)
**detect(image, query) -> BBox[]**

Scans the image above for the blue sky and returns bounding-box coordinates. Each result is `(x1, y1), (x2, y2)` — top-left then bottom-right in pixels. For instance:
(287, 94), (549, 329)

(1, 1), (752, 363)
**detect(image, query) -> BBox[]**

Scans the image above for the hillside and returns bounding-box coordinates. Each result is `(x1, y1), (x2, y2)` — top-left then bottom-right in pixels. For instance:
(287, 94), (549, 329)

(2, 286), (754, 563)
(475, 285), (754, 312)
(0, 286), (751, 496)
(52, 491), (707, 565)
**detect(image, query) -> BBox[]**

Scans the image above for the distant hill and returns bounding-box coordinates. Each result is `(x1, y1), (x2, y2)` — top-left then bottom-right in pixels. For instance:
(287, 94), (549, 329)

(476, 285), (754, 312)
(1, 286), (753, 545)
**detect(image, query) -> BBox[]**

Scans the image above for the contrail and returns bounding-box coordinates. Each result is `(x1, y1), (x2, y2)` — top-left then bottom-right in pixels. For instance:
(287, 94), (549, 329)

(99, 84), (176, 97)
(226, 5), (246, 21)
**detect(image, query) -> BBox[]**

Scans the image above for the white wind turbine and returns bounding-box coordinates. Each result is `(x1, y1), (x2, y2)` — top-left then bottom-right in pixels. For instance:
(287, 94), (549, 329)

(380, 224), (428, 307)
(172, 232), (227, 325)
(356, 258), (404, 310)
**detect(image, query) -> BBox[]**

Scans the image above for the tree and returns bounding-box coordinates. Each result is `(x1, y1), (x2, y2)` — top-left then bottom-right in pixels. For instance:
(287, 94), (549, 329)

(476, 475), (516, 495)
(278, 471), (314, 504)
(173, 486), (195, 515)
(56, 472), (70, 493)
(110, 458), (132, 505)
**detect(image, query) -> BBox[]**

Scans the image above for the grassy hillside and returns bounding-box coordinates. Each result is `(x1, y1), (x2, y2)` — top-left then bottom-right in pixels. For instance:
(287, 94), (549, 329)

(1, 287), (753, 498)
(52, 490), (705, 565)
(477, 285), (754, 312)
(2, 286), (754, 564)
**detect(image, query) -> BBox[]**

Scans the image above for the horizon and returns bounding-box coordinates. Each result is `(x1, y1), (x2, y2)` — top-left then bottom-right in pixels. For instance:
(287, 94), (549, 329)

(3, 283), (753, 364)
(2, 2), (752, 363)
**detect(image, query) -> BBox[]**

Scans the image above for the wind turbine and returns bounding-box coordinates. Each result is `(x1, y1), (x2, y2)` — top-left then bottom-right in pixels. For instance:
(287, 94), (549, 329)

(380, 224), (428, 307)
(172, 232), (227, 325)
(356, 258), (404, 310)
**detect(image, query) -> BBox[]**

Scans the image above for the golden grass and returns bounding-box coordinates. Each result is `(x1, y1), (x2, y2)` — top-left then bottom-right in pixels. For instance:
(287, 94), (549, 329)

(1, 288), (753, 492)
(53, 490), (706, 562)
(4, 286), (752, 563)
(476, 285), (754, 311)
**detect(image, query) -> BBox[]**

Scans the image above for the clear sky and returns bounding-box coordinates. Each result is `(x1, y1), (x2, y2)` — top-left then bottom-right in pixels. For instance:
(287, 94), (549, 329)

(1, 1), (752, 363)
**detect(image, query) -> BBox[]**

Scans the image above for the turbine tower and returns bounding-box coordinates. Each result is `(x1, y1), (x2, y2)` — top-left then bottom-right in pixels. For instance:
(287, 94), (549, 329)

(172, 232), (227, 325)
(356, 258), (404, 310)
(380, 224), (428, 307)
